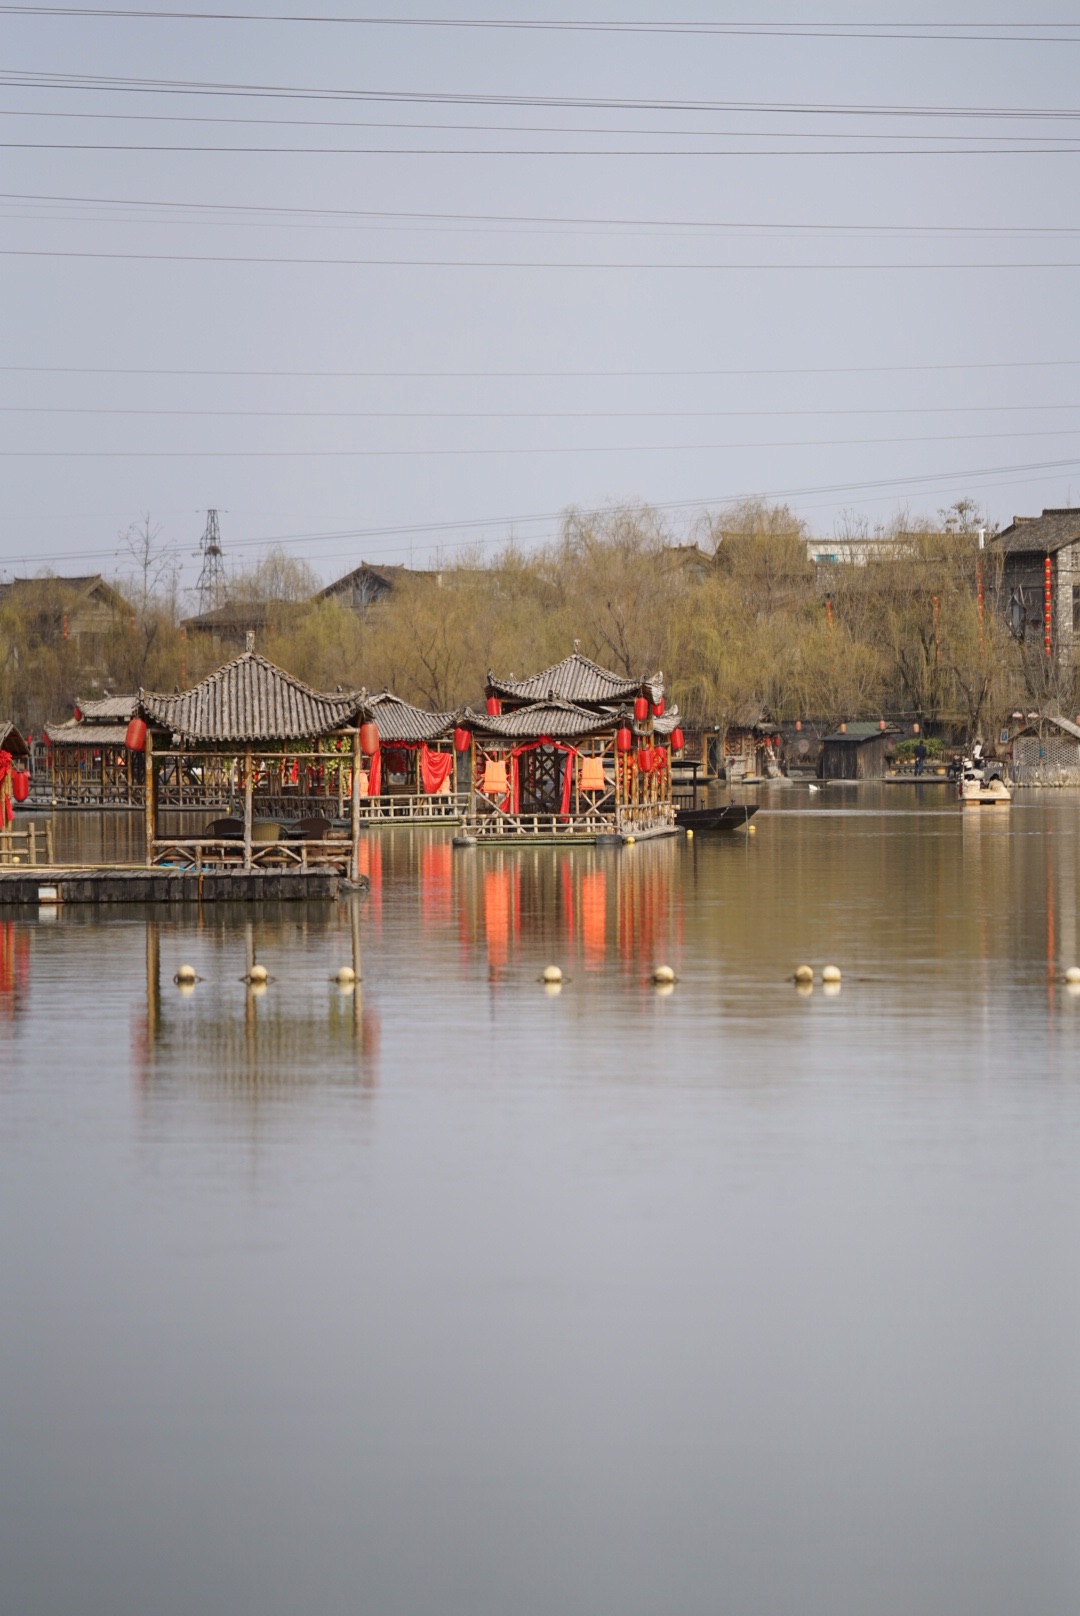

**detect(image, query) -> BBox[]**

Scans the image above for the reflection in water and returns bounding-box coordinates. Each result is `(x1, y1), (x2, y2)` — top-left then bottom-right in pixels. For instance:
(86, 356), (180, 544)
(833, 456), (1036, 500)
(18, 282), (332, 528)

(136, 900), (378, 1097)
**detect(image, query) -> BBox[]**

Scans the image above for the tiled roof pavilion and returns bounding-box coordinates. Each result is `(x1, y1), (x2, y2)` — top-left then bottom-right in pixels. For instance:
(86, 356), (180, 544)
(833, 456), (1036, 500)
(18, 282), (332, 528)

(486, 652), (662, 710)
(139, 651), (365, 745)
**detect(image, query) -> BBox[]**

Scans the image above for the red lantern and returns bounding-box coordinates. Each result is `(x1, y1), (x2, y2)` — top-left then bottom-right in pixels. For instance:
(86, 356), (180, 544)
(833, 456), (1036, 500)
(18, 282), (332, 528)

(359, 721), (380, 755)
(633, 696), (649, 723)
(670, 727), (685, 752)
(653, 697), (665, 718)
(453, 726), (471, 753)
(486, 695), (502, 717)
(125, 717), (147, 753)
(616, 726), (633, 753)
(11, 770), (29, 803)
(637, 748), (651, 772)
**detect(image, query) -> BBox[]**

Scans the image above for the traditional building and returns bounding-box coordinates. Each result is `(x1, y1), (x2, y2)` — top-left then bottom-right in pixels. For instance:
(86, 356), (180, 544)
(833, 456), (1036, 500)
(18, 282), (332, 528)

(0, 574), (132, 660)
(820, 722), (899, 781)
(359, 691), (462, 822)
(993, 508), (1080, 659)
(43, 694), (143, 806)
(135, 651), (370, 874)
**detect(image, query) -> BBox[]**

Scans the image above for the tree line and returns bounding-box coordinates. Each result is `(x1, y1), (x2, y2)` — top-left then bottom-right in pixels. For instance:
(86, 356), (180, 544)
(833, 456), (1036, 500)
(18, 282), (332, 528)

(0, 500), (1062, 740)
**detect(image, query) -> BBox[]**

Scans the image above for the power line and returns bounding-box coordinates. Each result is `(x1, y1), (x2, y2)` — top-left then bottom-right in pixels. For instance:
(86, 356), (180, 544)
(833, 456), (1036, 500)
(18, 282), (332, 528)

(3, 189), (1079, 236)
(8, 140), (1080, 156)
(4, 71), (1076, 122)
(7, 428), (1080, 458)
(3, 9), (1080, 45)
(6, 248), (1080, 267)
(4, 358), (1080, 379)
(10, 404), (1080, 422)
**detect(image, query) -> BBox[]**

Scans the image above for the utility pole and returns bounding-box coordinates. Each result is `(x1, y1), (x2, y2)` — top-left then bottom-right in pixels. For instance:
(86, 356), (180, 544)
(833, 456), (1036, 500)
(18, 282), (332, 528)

(195, 509), (225, 614)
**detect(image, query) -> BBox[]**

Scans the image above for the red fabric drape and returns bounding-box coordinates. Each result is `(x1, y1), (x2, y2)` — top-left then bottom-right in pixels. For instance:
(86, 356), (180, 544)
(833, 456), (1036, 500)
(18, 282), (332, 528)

(0, 750), (11, 823)
(368, 746), (382, 797)
(419, 743), (454, 794)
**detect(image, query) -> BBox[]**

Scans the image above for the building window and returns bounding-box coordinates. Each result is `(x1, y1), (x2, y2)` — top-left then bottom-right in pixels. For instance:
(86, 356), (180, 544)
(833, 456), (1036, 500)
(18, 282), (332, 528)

(1072, 584), (1080, 634)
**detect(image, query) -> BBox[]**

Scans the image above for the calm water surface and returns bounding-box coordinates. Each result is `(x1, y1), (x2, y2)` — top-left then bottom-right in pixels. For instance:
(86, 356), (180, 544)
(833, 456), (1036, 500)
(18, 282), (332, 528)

(3, 789), (1080, 1616)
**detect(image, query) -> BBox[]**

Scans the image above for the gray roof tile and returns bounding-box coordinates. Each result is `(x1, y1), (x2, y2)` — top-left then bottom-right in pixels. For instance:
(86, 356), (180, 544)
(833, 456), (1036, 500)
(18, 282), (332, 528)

(487, 652), (662, 708)
(139, 652), (363, 743)
(368, 691), (456, 744)
(994, 508), (1080, 556)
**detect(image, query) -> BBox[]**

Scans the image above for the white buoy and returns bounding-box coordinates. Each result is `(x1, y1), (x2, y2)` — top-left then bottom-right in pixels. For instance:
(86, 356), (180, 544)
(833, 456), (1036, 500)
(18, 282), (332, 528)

(1066, 966), (1080, 984)
(625, 835), (636, 845)
(248, 963), (268, 984)
(653, 964), (676, 985)
(334, 965), (357, 985)
(685, 828), (694, 839)
(794, 964), (813, 983)
(542, 964), (563, 984)
(822, 964), (841, 983)
(747, 823), (757, 834)
(175, 963), (197, 984)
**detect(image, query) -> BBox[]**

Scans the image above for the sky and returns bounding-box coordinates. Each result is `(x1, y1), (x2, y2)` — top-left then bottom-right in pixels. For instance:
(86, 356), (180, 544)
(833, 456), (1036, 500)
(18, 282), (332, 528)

(3, 3), (1080, 599)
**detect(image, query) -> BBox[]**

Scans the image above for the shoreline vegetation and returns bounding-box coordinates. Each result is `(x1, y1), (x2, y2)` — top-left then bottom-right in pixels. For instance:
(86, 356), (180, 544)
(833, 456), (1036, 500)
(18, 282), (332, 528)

(0, 499), (1068, 741)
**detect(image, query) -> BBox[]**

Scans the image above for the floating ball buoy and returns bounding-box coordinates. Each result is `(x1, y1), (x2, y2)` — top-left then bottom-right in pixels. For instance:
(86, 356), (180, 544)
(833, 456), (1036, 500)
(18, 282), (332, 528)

(747, 823), (757, 834)
(175, 963), (197, 984)
(685, 828), (694, 839)
(794, 964), (814, 983)
(1066, 966), (1080, 984)
(334, 965), (357, 986)
(822, 965), (841, 983)
(542, 964), (563, 984)
(247, 963), (268, 984)
(653, 964), (676, 985)
(625, 835), (636, 845)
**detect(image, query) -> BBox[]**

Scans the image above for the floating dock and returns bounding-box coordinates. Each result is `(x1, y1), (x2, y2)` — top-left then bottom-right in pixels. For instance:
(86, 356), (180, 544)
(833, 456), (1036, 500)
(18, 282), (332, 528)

(0, 867), (363, 904)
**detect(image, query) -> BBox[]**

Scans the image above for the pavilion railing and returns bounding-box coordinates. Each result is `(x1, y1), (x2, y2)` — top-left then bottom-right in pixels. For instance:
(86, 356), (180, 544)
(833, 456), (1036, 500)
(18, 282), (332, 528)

(149, 836), (354, 872)
(358, 792), (468, 822)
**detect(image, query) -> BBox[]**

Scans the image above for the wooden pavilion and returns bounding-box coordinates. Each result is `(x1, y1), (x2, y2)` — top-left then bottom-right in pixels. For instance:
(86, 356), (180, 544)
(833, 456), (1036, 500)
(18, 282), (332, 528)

(486, 650), (664, 715)
(461, 692), (676, 843)
(135, 651), (369, 875)
(44, 695), (144, 806)
(359, 691), (464, 823)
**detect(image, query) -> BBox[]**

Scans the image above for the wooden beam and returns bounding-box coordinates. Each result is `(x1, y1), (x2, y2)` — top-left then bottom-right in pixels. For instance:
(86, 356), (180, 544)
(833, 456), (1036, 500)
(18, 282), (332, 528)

(243, 747), (253, 871)
(143, 728), (155, 866)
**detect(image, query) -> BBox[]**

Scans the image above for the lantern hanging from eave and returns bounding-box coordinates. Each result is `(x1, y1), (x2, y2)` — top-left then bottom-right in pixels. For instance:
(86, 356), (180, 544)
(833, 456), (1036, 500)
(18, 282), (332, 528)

(454, 726), (471, 753)
(359, 721), (380, 756)
(486, 695), (502, 717)
(653, 696), (665, 718)
(633, 696), (649, 723)
(637, 747), (651, 772)
(125, 717), (147, 753)
(616, 726), (633, 753)
(670, 726), (685, 752)
(12, 770), (29, 802)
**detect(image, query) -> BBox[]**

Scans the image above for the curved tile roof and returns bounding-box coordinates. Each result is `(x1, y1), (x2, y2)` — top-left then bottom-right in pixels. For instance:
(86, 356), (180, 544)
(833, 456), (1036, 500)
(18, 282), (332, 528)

(76, 694), (138, 723)
(463, 699), (622, 740)
(139, 652), (364, 743)
(368, 691), (457, 744)
(486, 652), (662, 708)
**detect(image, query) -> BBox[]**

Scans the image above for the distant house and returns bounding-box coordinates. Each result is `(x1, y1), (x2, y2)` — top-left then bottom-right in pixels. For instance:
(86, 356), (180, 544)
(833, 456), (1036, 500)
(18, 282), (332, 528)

(820, 721), (899, 780)
(993, 508), (1080, 657)
(315, 562), (437, 612)
(1009, 713), (1080, 786)
(0, 574), (132, 658)
(181, 599), (287, 645)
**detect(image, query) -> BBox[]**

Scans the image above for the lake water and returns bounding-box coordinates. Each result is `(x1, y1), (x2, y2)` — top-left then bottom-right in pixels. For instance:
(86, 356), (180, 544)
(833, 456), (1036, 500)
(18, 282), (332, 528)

(3, 790), (1079, 1616)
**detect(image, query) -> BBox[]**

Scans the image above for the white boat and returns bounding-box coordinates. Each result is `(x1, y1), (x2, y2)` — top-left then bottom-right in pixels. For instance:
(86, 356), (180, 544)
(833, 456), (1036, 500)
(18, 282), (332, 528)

(958, 745), (1011, 805)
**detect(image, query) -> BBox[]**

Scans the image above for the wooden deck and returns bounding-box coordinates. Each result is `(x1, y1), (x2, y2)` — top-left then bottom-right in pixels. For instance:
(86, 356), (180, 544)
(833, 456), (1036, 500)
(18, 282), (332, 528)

(0, 867), (362, 903)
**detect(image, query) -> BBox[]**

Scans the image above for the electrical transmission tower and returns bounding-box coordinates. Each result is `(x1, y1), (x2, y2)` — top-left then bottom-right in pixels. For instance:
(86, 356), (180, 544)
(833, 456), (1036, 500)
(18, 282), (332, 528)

(195, 509), (225, 614)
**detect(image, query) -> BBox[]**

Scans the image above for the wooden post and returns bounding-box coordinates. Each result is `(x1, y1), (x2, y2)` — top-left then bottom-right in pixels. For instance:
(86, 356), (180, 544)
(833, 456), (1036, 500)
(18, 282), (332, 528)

(45, 819), (54, 867)
(28, 821), (36, 866)
(243, 747), (253, 871)
(350, 727), (361, 882)
(143, 729), (155, 866)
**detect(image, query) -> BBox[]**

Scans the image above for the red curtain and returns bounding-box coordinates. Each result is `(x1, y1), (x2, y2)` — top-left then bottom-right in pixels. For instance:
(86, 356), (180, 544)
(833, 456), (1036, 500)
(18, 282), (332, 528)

(368, 746), (382, 797)
(506, 740), (577, 817)
(0, 750), (12, 822)
(419, 743), (454, 794)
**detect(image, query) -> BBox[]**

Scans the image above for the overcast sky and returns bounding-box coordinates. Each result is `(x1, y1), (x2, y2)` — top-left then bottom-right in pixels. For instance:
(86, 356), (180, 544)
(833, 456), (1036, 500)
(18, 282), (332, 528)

(3, 3), (1080, 596)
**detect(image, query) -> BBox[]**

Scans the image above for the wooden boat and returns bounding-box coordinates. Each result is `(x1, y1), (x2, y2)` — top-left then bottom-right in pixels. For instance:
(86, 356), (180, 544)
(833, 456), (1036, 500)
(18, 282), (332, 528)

(675, 803), (759, 832)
